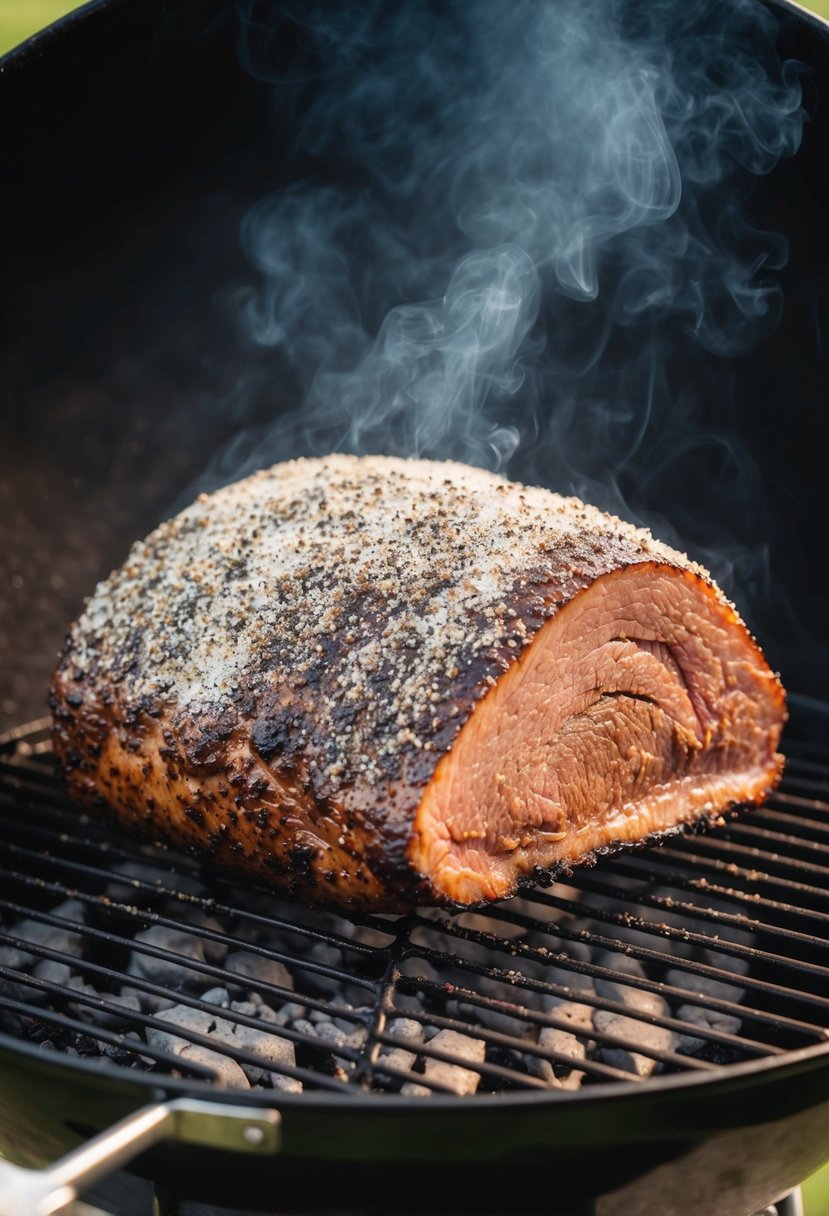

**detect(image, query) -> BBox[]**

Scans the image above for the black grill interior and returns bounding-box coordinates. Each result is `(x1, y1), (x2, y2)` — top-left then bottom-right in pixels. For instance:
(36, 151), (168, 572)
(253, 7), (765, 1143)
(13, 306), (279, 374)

(1, 709), (827, 1099)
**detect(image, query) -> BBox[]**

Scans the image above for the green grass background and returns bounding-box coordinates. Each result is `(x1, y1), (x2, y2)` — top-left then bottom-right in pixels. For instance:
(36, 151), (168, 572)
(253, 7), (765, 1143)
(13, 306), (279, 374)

(2, 1), (829, 1212)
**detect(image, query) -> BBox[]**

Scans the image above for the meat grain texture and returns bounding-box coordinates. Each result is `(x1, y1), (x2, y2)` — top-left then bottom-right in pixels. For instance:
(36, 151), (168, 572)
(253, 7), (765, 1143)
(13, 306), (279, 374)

(51, 456), (786, 910)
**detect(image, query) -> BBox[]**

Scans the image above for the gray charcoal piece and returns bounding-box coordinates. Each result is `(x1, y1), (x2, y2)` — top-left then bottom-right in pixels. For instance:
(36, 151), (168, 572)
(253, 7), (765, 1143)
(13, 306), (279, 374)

(379, 1017), (424, 1077)
(177, 1043), (250, 1089)
(0, 944), (38, 1003)
(301, 942), (347, 995)
(6, 899), (86, 955)
(145, 1003), (217, 1053)
(533, 999), (594, 1091)
(332, 1008), (371, 1035)
(219, 1021), (302, 1092)
(399, 1082), (431, 1097)
(541, 968), (596, 1006)
(664, 966), (745, 1004)
(128, 925), (213, 989)
(67, 977), (143, 1028)
(254, 1000), (288, 1026)
(32, 958), (74, 989)
(593, 979), (676, 1077)
(413, 1028), (486, 1096)
(224, 951), (293, 993)
(108, 859), (206, 904)
(457, 1001), (532, 1038)
(0, 942), (35, 973)
(314, 1021), (347, 1049)
(674, 1003), (743, 1055)
(0, 900), (86, 1001)
(182, 911), (229, 966)
(388, 1017), (423, 1043)
(146, 1001), (299, 1090)
(121, 982), (176, 1014)
(230, 1000), (258, 1018)
(201, 987), (231, 1008)
(273, 1001), (308, 1026)
(64, 976), (100, 1021)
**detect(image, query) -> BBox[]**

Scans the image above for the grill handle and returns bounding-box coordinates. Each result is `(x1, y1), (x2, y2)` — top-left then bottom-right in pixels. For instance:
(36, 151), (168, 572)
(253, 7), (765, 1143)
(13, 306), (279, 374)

(0, 1097), (280, 1216)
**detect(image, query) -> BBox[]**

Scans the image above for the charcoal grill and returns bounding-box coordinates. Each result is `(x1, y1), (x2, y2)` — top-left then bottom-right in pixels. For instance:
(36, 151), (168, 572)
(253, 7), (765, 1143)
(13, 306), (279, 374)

(0, 702), (828, 1216)
(3, 0), (829, 1213)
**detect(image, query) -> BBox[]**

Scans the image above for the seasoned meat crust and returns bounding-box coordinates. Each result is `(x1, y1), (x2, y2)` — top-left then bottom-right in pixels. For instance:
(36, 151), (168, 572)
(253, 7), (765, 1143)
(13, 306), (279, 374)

(51, 456), (786, 909)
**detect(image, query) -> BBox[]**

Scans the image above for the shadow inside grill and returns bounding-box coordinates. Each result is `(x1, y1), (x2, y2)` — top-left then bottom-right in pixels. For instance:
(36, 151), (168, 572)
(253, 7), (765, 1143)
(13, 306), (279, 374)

(1, 721), (828, 1098)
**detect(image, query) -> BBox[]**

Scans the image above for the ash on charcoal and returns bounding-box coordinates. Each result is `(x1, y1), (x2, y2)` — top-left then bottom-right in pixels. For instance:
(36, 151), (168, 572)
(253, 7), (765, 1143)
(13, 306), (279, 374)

(593, 970), (676, 1078)
(66, 977), (143, 1028)
(201, 987), (230, 1008)
(224, 1022), (302, 1091)
(145, 1001), (301, 1091)
(0, 899), (86, 1002)
(127, 924), (226, 992)
(378, 1017), (423, 1081)
(301, 941), (348, 996)
(224, 950), (294, 994)
(455, 1000), (534, 1038)
(664, 963), (746, 1005)
(532, 995), (595, 1091)
(32, 958), (74, 990)
(267, 1000), (307, 1026)
(402, 1028), (486, 1096)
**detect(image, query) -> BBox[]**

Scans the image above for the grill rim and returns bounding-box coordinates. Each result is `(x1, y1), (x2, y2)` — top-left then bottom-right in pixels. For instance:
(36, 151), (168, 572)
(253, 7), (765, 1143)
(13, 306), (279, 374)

(1, 1026), (829, 1113)
(2, 721), (829, 1112)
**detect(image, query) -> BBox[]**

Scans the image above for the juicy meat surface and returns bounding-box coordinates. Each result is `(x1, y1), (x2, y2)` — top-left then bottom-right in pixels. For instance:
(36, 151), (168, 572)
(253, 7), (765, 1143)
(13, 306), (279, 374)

(51, 455), (785, 910)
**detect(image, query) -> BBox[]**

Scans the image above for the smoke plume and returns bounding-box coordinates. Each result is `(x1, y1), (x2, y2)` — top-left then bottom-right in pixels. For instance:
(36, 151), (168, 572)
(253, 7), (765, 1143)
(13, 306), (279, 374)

(200, 0), (803, 602)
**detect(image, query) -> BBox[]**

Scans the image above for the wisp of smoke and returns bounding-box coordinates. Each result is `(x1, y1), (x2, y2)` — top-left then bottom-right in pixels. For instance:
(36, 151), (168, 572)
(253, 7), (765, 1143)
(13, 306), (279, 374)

(201, 0), (804, 603)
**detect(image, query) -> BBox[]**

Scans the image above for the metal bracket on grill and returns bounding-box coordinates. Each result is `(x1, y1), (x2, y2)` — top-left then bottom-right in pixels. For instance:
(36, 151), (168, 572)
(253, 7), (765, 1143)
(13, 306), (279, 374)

(0, 1099), (281, 1216)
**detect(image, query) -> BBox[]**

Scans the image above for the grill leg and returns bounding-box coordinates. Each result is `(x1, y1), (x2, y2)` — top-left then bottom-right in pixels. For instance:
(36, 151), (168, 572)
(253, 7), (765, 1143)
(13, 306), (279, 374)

(774, 1189), (805, 1216)
(755, 1189), (805, 1216)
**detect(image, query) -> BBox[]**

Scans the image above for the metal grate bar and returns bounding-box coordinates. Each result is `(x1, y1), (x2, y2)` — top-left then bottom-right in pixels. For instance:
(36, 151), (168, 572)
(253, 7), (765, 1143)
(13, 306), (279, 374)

(550, 869), (829, 950)
(0, 836), (393, 961)
(441, 897), (829, 1000)
(395, 974), (779, 1059)
(661, 831), (829, 884)
(783, 753), (829, 780)
(404, 930), (828, 1040)
(0, 946), (359, 1092)
(771, 773), (829, 797)
(2, 724), (829, 1097)
(0, 897), (378, 1014)
(381, 1001), (717, 1073)
(0, 989), (220, 1080)
(569, 856), (829, 932)
(764, 793), (829, 823)
(632, 846), (829, 908)
(397, 953), (797, 1057)
(718, 820), (829, 862)
(0, 977), (353, 1092)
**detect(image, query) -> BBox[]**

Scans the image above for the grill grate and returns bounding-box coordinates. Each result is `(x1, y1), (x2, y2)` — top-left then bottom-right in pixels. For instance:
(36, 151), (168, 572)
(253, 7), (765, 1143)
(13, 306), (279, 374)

(1, 719), (828, 1098)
